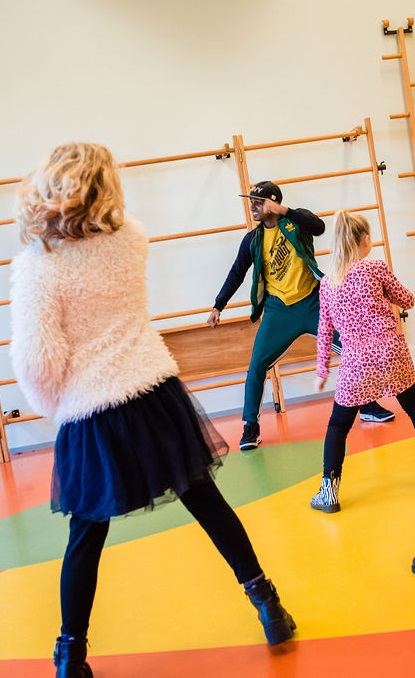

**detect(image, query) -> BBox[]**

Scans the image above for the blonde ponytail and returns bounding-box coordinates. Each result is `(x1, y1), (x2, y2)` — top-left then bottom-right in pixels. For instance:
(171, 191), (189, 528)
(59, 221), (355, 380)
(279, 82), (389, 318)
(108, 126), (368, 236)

(326, 210), (370, 286)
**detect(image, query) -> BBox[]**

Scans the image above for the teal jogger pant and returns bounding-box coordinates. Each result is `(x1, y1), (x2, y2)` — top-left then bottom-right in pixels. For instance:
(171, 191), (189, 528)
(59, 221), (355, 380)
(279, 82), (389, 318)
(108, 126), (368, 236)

(242, 286), (341, 423)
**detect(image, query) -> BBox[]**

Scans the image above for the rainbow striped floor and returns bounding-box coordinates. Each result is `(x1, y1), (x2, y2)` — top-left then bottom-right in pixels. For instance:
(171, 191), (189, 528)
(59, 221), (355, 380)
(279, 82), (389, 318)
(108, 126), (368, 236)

(1, 396), (414, 677)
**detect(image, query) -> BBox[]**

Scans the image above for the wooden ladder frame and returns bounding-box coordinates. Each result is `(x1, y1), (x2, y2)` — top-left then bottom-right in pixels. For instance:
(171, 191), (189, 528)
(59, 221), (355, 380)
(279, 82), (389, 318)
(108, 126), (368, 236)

(232, 117), (396, 412)
(0, 120), (397, 460)
(382, 18), (415, 178)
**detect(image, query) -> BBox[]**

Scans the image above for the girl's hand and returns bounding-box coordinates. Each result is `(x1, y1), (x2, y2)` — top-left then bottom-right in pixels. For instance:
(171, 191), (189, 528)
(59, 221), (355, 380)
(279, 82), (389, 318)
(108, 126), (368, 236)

(315, 375), (327, 392)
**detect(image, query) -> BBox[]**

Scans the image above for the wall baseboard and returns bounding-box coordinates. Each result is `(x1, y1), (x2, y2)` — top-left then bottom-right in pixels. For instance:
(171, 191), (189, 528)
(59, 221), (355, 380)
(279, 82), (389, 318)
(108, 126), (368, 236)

(196, 390), (335, 420)
(9, 390), (335, 455)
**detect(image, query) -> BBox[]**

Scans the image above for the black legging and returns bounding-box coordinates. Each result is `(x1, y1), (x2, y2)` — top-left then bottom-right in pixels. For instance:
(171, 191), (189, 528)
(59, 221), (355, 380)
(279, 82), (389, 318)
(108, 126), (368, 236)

(323, 383), (415, 477)
(60, 480), (262, 636)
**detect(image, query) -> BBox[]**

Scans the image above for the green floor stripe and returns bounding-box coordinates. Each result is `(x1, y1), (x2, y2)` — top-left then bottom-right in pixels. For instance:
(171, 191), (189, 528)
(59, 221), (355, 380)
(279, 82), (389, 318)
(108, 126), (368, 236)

(0, 440), (323, 571)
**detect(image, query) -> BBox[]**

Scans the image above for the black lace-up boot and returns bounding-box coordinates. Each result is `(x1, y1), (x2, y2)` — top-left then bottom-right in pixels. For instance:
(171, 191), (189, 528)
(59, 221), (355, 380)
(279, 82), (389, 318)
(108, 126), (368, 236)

(245, 577), (296, 645)
(53, 636), (93, 678)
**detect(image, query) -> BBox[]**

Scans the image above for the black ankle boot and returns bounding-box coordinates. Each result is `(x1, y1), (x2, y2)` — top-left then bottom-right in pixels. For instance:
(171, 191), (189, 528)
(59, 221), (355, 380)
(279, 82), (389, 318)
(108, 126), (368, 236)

(245, 578), (296, 645)
(53, 636), (93, 678)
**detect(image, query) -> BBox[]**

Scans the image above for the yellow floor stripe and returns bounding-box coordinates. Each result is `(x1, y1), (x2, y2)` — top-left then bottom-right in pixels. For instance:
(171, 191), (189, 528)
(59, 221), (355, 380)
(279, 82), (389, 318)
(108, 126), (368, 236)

(1, 438), (415, 659)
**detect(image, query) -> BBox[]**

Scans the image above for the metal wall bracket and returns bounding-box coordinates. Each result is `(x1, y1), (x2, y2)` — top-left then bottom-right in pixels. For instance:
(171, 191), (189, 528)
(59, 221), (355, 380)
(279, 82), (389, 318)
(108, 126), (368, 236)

(3, 409), (20, 419)
(382, 18), (413, 35)
(342, 125), (363, 142)
(215, 144), (231, 160)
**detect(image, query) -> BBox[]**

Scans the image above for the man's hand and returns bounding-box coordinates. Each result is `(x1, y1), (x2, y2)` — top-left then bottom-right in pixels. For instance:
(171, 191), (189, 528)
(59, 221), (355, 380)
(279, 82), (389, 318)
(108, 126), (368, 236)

(263, 199), (289, 216)
(207, 308), (221, 328)
(314, 375), (327, 392)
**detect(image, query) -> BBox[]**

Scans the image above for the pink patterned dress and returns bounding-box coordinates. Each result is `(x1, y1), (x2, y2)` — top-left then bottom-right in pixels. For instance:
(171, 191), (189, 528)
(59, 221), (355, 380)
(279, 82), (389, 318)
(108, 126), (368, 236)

(317, 259), (415, 407)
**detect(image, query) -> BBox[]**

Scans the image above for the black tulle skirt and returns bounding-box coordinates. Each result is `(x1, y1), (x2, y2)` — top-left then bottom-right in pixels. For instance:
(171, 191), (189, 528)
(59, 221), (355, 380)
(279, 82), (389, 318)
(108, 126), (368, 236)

(51, 377), (229, 522)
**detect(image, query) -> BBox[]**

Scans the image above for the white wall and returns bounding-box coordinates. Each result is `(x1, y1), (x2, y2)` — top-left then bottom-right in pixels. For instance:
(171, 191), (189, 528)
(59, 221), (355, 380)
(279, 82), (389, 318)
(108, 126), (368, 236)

(1, 0), (415, 450)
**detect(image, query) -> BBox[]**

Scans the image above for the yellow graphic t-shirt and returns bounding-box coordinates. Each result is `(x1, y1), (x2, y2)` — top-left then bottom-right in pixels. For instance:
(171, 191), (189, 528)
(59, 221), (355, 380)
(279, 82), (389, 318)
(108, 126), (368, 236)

(263, 225), (317, 305)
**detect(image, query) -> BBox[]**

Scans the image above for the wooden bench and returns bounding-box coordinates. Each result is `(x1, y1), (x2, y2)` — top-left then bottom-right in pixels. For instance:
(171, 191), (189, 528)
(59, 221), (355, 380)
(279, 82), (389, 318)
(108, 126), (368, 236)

(160, 317), (327, 413)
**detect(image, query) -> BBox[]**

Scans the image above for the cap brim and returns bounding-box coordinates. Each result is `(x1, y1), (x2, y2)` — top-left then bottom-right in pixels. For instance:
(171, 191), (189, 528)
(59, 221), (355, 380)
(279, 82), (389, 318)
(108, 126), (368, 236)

(238, 194), (266, 200)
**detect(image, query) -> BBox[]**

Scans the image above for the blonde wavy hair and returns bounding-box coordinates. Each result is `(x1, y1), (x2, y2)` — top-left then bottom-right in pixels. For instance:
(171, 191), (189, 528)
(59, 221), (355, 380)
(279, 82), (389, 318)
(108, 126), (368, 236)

(326, 210), (371, 286)
(16, 142), (124, 250)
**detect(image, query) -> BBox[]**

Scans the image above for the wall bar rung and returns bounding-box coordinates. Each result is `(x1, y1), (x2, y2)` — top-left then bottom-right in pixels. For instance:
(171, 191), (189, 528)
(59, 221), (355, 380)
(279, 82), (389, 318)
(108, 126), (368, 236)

(118, 145), (233, 169)
(241, 127), (365, 152)
(4, 414), (43, 424)
(0, 145), (234, 186)
(317, 204), (378, 218)
(149, 224), (245, 243)
(151, 301), (250, 323)
(273, 166), (371, 186)
(0, 177), (22, 186)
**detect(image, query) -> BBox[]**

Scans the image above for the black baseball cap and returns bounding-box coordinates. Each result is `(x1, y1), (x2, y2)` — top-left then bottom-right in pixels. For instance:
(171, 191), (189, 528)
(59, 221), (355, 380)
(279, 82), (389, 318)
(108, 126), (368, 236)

(239, 181), (283, 203)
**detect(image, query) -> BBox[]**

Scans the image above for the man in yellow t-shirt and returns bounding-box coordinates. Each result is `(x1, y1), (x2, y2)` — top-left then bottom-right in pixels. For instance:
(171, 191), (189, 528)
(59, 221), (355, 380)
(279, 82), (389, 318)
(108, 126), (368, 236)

(207, 181), (395, 451)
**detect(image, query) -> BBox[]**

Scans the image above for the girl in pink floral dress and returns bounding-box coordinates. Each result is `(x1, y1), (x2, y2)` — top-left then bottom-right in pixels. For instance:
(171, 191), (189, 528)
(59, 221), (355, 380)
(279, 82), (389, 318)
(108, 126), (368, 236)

(311, 210), (415, 513)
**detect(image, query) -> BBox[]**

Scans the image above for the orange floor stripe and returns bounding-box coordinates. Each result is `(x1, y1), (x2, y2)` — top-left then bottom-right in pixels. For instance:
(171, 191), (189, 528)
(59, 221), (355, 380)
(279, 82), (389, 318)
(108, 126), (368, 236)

(1, 630), (414, 678)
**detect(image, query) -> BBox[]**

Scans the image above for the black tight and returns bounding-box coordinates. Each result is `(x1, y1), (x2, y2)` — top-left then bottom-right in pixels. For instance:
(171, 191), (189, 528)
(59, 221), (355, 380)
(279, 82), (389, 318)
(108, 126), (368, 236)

(60, 480), (262, 636)
(323, 383), (415, 477)
(60, 517), (109, 637)
(396, 384), (415, 426)
(179, 480), (262, 584)
(322, 402), (359, 476)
